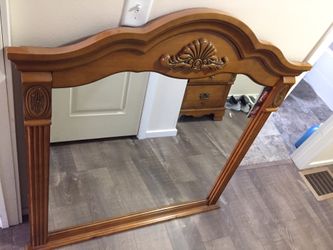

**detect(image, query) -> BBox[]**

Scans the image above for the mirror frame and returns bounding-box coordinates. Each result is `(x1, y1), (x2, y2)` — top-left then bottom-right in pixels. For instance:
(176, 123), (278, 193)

(6, 8), (311, 250)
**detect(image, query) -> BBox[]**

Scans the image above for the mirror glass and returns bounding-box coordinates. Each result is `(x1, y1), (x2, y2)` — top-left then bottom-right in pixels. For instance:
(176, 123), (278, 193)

(48, 72), (264, 232)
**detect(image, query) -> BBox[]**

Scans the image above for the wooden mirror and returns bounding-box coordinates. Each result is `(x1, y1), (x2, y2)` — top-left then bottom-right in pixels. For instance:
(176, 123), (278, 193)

(6, 8), (311, 250)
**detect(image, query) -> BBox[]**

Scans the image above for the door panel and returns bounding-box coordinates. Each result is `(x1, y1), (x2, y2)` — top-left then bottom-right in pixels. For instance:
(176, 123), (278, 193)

(70, 73), (129, 115)
(51, 72), (148, 142)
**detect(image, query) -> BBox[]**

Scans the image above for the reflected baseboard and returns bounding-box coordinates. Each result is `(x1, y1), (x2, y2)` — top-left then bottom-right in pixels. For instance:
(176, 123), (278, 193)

(137, 128), (177, 139)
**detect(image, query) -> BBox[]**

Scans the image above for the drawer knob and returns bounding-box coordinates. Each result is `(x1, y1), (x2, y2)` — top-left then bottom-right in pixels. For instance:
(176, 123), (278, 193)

(199, 93), (210, 100)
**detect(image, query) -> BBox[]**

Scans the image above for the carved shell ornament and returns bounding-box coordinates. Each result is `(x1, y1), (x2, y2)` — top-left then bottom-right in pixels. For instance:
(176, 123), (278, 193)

(160, 38), (228, 72)
(25, 86), (50, 119)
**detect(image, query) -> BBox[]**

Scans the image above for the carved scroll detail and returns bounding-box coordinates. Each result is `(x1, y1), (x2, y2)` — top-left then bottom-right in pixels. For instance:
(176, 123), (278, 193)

(273, 85), (290, 108)
(160, 38), (228, 72)
(25, 86), (51, 119)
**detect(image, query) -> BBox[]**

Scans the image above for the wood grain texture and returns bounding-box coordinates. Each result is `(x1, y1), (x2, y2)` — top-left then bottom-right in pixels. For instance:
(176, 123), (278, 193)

(5, 8), (311, 250)
(180, 73), (235, 120)
(160, 38), (229, 72)
(182, 85), (228, 109)
(45, 201), (219, 250)
(22, 73), (52, 247)
(6, 9), (310, 87)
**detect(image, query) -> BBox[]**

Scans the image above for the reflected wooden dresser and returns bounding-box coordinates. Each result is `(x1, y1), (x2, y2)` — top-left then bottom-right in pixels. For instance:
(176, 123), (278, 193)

(180, 73), (236, 120)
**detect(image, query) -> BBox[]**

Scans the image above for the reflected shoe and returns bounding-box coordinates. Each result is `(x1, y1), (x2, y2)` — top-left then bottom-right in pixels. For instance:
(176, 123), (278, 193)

(239, 95), (256, 113)
(226, 95), (241, 111)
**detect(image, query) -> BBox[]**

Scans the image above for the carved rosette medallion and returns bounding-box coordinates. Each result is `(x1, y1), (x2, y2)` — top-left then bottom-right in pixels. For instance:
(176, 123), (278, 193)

(273, 85), (290, 108)
(25, 86), (51, 119)
(160, 38), (228, 72)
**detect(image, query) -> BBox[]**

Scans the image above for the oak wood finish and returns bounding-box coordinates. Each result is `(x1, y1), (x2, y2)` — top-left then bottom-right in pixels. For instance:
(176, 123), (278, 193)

(7, 9), (310, 86)
(21, 72), (52, 248)
(46, 201), (218, 250)
(160, 38), (229, 72)
(6, 8), (311, 250)
(180, 74), (235, 120)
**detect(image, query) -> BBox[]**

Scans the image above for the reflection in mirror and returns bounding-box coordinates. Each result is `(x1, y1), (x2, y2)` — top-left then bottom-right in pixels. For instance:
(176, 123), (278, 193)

(48, 73), (263, 232)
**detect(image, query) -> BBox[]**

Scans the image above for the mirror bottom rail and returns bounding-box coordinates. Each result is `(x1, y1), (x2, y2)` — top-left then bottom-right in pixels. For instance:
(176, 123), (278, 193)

(29, 200), (219, 250)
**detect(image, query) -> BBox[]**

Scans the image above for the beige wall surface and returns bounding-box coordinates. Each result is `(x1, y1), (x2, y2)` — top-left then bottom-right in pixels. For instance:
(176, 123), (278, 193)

(10, 0), (333, 61)
(9, 0), (124, 46)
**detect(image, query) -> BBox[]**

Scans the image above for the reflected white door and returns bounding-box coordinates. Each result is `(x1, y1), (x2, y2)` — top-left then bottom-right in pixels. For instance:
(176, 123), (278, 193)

(51, 72), (148, 142)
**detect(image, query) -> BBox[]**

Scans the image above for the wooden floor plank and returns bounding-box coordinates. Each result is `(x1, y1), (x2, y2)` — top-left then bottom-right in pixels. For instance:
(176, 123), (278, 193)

(1, 162), (333, 250)
(204, 236), (237, 250)
(48, 110), (249, 231)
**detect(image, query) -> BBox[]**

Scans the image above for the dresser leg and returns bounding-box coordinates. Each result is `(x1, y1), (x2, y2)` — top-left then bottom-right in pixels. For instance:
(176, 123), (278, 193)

(213, 111), (224, 121)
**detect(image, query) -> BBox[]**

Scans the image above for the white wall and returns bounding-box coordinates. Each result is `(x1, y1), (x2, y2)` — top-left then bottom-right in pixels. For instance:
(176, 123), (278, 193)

(291, 29), (333, 169)
(138, 73), (187, 139)
(0, 0), (21, 227)
(312, 144), (333, 166)
(229, 74), (263, 97)
(150, 1), (333, 62)
(288, 23), (333, 96)
(10, 0), (124, 46)
(292, 115), (333, 169)
(0, 67), (11, 228)
(0, 179), (5, 227)
(9, 0), (333, 61)
(304, 48), (333, 110)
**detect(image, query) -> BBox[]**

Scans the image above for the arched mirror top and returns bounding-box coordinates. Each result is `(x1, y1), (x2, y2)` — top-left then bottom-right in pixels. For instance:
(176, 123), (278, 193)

(7, 8), (310, 87)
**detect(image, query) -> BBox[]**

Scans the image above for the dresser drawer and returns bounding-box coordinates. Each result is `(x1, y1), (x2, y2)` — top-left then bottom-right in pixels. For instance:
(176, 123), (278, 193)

(182, 85), (228, 109)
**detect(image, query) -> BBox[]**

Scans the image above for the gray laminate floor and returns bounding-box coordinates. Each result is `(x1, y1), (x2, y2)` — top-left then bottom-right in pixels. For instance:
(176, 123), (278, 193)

(48, 110), (249, 231)
(1, 161), (333, 250)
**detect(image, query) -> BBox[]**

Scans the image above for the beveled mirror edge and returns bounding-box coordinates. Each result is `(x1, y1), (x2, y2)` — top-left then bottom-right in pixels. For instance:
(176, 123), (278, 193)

(7, 8), (311, 250)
